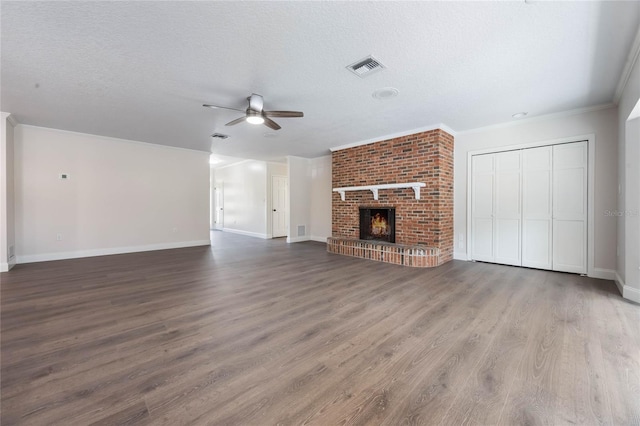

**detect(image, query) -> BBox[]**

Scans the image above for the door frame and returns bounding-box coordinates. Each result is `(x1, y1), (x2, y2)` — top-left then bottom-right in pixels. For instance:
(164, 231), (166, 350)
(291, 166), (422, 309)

(466, 133), (596, 277)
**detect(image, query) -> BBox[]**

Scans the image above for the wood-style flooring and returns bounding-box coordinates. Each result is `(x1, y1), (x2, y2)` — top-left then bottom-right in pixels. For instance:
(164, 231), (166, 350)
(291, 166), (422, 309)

(1, 231), (639, 425)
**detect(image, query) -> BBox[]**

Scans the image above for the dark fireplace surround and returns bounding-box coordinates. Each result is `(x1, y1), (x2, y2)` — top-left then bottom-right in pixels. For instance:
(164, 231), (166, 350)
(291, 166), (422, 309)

(359, 207), (395, 243)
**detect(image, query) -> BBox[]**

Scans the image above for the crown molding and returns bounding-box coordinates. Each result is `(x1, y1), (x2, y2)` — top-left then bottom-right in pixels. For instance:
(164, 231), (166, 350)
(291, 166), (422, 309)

(1, 112), (18, 127)
(614, 26), (640, 103)
(456, 103), (616, 136)
(329, 123), (456, 152)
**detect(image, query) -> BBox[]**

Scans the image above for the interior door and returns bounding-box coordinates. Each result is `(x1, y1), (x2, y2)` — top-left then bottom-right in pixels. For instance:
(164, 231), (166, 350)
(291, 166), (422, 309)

(213, 182), (224, 230)
(522, 146), (552, 269)
(552, 142), (587, 274)
(272, 176), (287, 238)
(494, 150), (522, 266)
(471, 154), (495, 262)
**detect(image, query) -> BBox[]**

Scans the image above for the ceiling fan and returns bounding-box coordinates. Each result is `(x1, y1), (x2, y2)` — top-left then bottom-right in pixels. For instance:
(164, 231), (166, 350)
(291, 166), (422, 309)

(203, 93), (303, 130)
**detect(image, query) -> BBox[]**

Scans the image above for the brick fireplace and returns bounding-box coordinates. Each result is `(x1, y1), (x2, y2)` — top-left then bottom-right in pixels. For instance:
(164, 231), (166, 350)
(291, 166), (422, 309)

(331, 129), (454, 266)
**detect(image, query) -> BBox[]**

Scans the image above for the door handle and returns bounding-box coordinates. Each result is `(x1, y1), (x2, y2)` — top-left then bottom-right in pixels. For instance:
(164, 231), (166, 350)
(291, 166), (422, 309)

(273, 209), (277, 212)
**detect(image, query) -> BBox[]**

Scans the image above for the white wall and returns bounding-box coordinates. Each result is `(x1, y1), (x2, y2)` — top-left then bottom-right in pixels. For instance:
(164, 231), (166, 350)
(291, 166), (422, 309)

(617, 43), (640, 302)
(285, 155), (332, 243)
(213, 160), (268, 238)
(454, 106), (619, 275)
(1, 113), (16, 271)
(623, 117), (640, 297)
(287, 156), (311, 242)
(14, 125), (210, 263)
(309, 155), (332, 242)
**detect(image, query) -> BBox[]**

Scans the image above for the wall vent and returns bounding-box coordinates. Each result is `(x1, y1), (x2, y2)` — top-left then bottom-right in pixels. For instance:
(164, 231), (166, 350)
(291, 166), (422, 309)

(347, 56), (385, 78)
(297, 225), (306, 237)
(211, 133), (230, 139)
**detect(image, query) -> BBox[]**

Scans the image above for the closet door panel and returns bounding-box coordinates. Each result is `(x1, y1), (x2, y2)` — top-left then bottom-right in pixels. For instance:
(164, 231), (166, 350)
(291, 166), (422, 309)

(552, 142), (587, 274)
(494, 151), (521, 266)
(471, 154), (495, 262)
(522, 146), (552, 269)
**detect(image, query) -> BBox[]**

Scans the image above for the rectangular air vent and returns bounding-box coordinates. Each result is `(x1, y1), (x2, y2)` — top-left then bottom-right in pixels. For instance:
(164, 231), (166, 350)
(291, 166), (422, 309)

(347, 55), (385, 78)
(211, 133), (230, 139)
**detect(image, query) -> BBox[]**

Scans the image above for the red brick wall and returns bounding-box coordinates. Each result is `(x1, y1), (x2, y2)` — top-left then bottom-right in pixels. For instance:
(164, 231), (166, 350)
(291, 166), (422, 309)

(332, 129), (454, 264)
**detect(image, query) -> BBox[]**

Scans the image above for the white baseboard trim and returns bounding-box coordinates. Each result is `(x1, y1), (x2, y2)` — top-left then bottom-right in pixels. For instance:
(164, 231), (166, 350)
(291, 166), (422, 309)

(590, 268), (616, 280)
(16, 240), (211, 264)
(309, 235), (328, 243)
(613, 272), (640, 303)
(623, 284), (640, 304)
(453, 251), (469, 261)
(222, 228), (268, 239)
(287, 236), (311, 243)
(1, 257), (17, 272)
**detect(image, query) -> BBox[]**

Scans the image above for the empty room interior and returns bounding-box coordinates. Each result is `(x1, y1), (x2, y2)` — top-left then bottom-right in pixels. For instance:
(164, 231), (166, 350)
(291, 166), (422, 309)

(1, 1), (640, 425)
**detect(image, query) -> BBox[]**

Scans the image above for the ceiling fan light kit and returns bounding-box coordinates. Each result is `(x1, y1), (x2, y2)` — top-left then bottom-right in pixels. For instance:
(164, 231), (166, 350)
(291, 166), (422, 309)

(246, 113), (265, 125)
(203, 93), (303, 131)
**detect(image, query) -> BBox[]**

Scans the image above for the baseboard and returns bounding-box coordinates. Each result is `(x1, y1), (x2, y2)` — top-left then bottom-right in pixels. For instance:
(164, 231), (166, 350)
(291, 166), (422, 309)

(613, 272), (640, 303)
(1, 257), (16, 272)
(16, 240), (211, 264)
(287, 236), (311, 243)
(222, 228), (269, 239)
(309, 235), (328, 243)
(623, 284), (640, 304)
(453, 251), (469, 261)
(590, 268), (616, 280)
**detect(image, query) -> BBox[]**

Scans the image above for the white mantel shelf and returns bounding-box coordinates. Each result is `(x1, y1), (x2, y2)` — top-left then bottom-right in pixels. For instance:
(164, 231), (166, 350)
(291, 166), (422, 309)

(333, 182), (427, 201)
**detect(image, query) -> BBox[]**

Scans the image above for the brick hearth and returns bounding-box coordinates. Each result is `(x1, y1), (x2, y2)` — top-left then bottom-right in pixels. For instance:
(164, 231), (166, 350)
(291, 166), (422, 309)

(331, 128), (454, 266)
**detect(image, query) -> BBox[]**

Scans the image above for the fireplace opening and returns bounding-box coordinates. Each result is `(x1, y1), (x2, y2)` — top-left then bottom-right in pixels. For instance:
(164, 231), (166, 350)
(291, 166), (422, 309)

(359, 207), (395, 243)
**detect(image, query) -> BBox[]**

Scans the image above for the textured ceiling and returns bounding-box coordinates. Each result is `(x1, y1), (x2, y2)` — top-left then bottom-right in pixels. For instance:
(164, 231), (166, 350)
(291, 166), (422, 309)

(1, 1), (639, 160)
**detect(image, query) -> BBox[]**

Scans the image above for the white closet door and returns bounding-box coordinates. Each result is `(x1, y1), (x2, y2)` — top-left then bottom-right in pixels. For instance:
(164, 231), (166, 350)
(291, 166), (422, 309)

(471, 154), (495, 262)
(552, 142), (587, 274)
(522, 146), (553, 269)
(494, 151), (521, 266)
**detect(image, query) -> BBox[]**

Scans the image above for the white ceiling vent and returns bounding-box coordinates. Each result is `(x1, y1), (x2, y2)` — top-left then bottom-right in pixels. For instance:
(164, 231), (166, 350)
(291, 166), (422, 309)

(347, 56), (385, 78)
(211, 133), (229, 139)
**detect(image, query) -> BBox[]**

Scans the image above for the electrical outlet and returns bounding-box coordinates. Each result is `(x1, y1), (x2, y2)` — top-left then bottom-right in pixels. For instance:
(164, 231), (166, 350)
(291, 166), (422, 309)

(56, 233), (62, 241)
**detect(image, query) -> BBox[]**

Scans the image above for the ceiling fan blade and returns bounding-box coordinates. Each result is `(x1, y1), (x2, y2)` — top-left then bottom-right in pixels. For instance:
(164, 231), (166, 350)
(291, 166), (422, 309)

(248, 94), (264, 112)
(225, 116), (247, 126)
(263, 117), (281, 130)
(203, 104), (245, 113)
(263, 111), (304, 118)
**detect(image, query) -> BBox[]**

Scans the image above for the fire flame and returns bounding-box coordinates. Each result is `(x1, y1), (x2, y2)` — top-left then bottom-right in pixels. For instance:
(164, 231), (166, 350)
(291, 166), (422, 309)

(370, 213), (389, 236)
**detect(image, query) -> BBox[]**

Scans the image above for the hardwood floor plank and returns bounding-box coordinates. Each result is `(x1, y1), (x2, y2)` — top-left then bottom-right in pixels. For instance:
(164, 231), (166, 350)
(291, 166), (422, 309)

(1, 232), (637, 425)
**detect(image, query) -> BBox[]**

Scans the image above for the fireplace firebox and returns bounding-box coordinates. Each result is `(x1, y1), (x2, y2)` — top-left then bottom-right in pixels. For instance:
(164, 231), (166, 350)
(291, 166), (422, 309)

(359, 207), (395, 243)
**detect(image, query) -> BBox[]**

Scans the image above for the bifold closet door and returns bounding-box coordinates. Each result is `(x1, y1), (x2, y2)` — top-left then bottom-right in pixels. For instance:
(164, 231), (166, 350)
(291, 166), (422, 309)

(471, 154), (495, 262)
(552, 141), (587, 274)
(494, 151), (522, 266)
(522, 146), (553, 269)
(471, 151), (521, 266)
